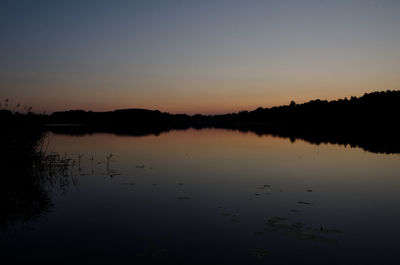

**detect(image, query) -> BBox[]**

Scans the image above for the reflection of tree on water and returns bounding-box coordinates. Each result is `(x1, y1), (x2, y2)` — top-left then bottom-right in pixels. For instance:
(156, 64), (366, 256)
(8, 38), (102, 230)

(0, 120), (75, 228)
(47, 90), (400, 154)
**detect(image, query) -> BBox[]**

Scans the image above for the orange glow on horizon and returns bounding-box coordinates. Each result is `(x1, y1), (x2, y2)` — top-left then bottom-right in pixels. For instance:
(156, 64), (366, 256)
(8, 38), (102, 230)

(32, 88), (392, 115)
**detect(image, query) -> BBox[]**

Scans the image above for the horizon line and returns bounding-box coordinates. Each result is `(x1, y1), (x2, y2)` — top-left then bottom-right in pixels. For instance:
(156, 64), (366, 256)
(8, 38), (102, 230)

(26, 89), (397, 116)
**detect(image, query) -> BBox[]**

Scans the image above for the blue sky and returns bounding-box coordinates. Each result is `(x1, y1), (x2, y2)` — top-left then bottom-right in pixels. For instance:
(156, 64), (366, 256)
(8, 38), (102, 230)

(1, 0), (400, 113)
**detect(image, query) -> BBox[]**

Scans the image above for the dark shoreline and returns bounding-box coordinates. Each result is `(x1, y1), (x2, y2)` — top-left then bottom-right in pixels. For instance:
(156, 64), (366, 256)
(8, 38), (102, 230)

(45, 122), (400, 155)
(3, 90), (400, 154)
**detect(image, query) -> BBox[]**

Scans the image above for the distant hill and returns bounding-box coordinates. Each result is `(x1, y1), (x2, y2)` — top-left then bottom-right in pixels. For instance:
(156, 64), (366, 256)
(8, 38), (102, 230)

(44, 90), (400, 153)
(214, 89), (400, 127)
(47, 90), (400, 129)
(3, 90), (399, 153)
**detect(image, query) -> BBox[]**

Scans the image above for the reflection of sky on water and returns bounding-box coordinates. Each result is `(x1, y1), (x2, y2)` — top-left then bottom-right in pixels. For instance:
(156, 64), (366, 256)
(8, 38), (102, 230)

(2, 129), (400, 264)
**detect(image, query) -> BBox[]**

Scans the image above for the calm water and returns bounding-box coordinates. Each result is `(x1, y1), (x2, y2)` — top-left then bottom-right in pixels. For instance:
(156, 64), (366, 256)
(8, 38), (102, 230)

(2, 129), (400, 264)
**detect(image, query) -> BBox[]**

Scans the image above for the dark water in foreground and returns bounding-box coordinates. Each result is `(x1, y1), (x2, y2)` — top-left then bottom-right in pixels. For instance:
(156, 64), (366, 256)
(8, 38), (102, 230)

(1, 129), (400, 264)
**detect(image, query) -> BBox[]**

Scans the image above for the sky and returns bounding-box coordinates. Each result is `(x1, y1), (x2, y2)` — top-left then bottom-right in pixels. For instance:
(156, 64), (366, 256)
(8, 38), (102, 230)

(1, 0), (400, 114)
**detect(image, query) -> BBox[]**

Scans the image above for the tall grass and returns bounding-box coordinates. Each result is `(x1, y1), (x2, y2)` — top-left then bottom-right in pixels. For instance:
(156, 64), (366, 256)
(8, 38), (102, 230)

(0, 109), (74, 228)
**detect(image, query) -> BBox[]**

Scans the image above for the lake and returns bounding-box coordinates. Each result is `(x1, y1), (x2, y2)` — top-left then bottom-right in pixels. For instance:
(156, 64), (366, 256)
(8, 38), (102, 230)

(1, 128), (400, 264)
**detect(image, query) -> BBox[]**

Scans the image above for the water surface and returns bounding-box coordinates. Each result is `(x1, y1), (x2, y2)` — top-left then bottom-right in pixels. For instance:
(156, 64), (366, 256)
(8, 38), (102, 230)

(2, 129), (400, 264)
